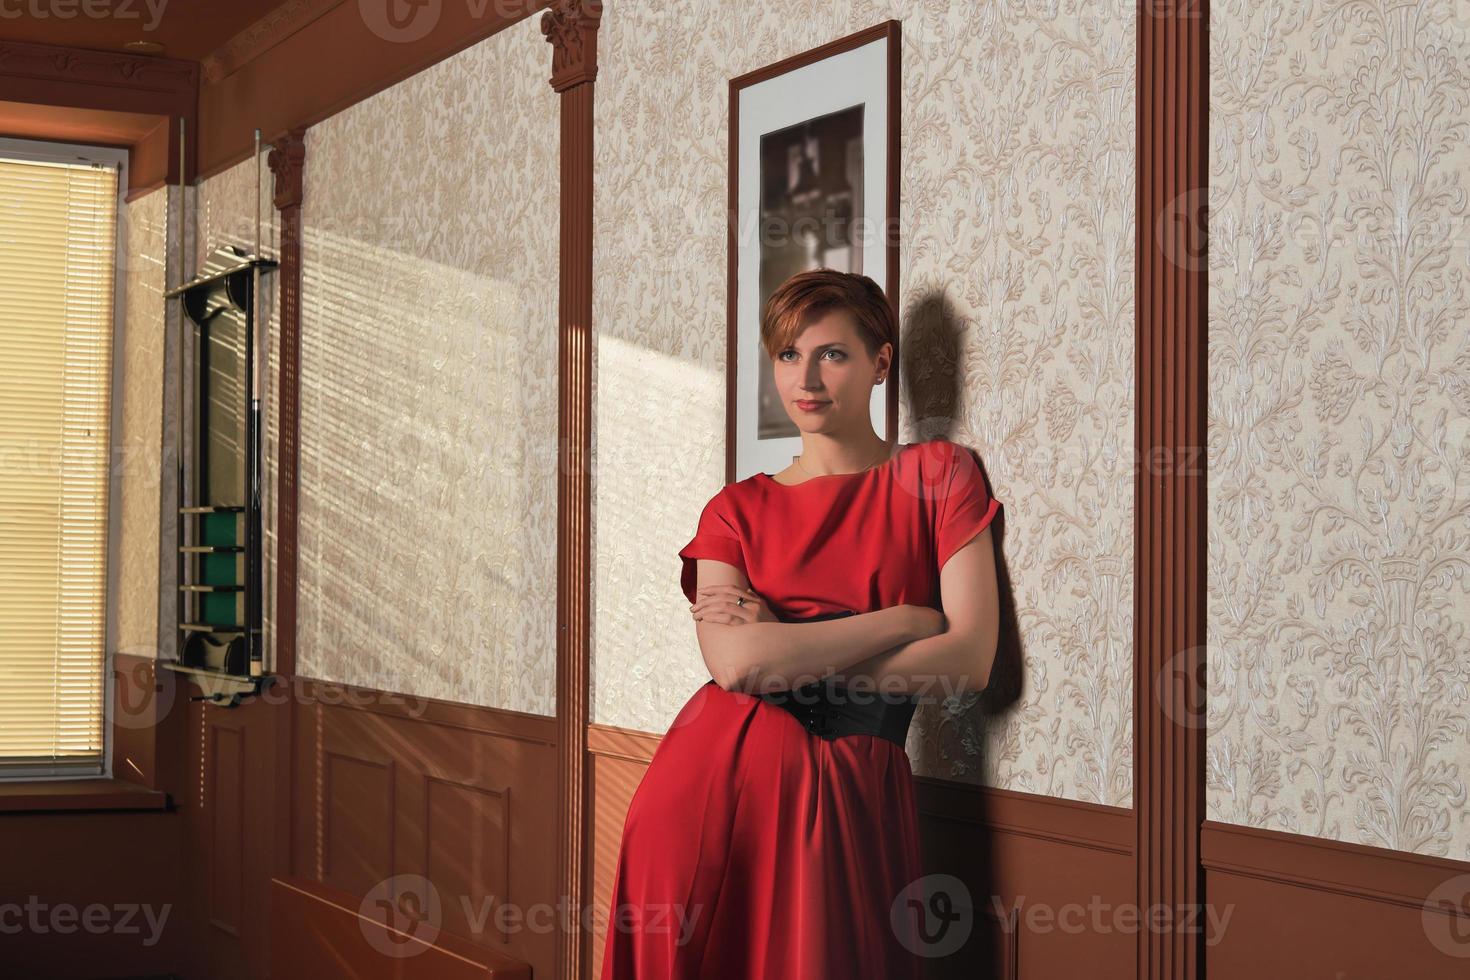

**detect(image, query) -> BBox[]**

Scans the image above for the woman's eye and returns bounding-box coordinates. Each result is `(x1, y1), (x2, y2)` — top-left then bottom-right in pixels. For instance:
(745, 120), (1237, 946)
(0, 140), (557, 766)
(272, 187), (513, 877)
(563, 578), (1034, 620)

(823, 349), (844, 360)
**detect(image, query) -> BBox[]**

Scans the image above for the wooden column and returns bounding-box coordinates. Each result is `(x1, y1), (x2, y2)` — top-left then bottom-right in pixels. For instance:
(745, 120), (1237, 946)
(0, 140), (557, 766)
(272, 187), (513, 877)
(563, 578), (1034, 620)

(1134, 2), (1208, 979)
(542, 3), (601, 979)
(267, 126), (305, 885)
(267, 127), (305, 681)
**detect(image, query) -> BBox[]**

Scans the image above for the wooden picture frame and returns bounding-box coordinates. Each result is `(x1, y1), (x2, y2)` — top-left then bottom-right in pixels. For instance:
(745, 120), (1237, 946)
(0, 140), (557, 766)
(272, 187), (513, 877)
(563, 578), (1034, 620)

(726, 20), (902, 484)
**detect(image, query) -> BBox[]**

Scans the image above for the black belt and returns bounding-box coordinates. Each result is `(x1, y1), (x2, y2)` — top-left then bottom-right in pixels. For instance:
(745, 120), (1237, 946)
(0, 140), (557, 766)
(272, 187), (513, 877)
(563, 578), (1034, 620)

(757, 609), (918, 749)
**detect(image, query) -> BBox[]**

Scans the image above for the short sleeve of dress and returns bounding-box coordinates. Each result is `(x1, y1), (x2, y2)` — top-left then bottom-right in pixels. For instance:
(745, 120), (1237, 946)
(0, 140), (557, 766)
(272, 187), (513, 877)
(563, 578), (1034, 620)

(934, 440), (1002, 571)
(678, 489), (748, 604)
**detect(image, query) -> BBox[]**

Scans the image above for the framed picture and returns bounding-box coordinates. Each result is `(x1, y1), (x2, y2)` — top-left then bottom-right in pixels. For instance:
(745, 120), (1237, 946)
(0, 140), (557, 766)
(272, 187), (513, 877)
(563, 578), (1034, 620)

(726, 20), (901, 484)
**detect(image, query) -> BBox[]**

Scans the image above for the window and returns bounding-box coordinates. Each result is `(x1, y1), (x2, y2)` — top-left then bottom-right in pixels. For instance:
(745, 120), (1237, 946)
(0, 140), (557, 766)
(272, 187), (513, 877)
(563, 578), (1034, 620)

(0, 139), (124, 779)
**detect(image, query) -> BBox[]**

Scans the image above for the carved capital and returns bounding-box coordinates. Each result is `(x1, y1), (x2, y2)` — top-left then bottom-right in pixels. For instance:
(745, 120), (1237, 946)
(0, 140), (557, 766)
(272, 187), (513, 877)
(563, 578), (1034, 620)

(541, 0), (602, 93)
(267, 127), (307, 212)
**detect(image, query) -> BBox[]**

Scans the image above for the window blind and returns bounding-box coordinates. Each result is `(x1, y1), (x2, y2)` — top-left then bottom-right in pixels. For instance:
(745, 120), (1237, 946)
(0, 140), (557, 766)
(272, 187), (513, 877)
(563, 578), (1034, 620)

(0, 154), (119, 777)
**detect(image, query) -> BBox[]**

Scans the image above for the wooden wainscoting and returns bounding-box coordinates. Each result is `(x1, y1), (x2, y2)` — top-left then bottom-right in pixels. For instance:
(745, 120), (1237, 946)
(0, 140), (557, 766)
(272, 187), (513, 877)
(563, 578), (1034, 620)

(586, 721), (1136, 980)
(1202, 820), (1470, 975)
(174, 677), (290, 980)
(270, 875), (530, 977)
(284, 678), (558, 978)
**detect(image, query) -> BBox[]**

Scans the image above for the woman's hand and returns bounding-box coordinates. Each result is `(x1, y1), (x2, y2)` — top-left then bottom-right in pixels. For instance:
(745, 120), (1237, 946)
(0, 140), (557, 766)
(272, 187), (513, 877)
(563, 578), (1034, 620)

(692, 585), (778, 626)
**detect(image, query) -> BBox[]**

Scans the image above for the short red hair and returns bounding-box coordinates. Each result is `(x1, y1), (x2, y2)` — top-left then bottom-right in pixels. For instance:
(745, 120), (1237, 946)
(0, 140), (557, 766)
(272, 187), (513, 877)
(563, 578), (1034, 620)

(759, 268), (897, 360)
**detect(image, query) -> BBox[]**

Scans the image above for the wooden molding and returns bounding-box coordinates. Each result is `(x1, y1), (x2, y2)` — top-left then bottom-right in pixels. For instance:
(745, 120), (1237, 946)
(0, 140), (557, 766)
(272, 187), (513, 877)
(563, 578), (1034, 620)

(915, 777), (1135, 856)
(1202, 820), (1470, 914)
(1134, 2), (1209, 978)
(0, 38), (198, 186)
(293, 675), (558, 745)
(201, 0), (345, 85)
(266, 126), (306, 902)
(267, 126), (305, 682)
(543, 4), (601, 977)
(0, 38), (198, 93)
(541, 0), (602, 93)
(268, 127), (307, 211)
(585, 722), (662, 765)
(0, 776), (167, 813)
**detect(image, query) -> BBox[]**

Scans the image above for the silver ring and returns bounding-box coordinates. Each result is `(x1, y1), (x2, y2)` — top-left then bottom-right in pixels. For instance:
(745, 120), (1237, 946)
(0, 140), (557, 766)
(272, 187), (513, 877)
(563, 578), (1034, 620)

(736, 597), (747, 607)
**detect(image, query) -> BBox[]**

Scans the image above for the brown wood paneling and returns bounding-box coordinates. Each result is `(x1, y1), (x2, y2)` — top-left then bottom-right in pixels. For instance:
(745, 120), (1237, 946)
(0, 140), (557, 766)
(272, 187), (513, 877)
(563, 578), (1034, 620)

(289, 677), (553, 978)
(169, 677), (293, 980)
(270, 874), (531, 978)
(1201, 820), (1470, 974)
(111, 653), (183, 794)
(322, 751), (395, 896)
(0, 809), (185, 976)
(542, 3), (602, 979)
(1135, 1), (1208, 977)
(917, 779), (1132, 980)
(207, 723), (246, 936)
(424, 777), (512, 945)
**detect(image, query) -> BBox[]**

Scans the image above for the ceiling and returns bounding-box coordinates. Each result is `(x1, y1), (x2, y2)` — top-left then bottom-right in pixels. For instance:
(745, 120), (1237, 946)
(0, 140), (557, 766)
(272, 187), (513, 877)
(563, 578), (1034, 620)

(0, 0), (296, 61)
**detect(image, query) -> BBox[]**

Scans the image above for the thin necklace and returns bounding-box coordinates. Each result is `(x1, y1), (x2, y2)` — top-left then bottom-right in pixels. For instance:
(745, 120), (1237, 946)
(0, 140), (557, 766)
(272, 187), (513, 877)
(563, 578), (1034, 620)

(794, 442), (892, 480)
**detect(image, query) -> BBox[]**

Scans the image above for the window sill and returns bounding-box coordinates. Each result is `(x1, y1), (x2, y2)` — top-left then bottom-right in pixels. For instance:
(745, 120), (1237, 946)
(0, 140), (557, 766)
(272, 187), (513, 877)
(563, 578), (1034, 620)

(0, 777), (170, 814)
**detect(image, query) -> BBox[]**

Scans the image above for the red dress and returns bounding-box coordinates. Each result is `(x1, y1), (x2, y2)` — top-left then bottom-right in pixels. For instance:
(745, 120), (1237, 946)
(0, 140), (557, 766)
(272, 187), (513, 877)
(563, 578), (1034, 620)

(598, 437), (1001, 980)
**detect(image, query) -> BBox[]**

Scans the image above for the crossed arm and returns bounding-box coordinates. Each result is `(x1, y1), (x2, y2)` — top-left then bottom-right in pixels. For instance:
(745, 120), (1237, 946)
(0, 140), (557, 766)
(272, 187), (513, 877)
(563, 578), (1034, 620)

(689, 525), (1000, 702)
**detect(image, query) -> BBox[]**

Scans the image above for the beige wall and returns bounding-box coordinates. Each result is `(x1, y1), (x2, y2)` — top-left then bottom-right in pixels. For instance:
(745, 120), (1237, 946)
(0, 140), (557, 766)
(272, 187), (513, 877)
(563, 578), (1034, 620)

(1207, 0), (1470, 859)
(590, 2), (1139, 807)
(295, 14), (561, 714)
(113, 187), (169, 659)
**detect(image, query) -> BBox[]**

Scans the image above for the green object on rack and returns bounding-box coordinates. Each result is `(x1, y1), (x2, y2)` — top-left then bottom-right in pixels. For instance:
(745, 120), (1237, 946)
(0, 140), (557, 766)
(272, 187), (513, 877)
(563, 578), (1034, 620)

(200, 511), (241, 625)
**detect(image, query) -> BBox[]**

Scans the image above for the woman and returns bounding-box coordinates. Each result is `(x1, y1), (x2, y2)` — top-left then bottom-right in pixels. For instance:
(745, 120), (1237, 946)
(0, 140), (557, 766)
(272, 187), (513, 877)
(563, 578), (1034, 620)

(599, 268), (1003, 979)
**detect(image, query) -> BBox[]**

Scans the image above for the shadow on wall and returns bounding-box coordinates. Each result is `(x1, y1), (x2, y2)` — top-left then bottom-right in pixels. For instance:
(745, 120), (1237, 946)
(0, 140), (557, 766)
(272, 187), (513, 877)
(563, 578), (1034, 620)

(901, 288), (1022, 714)
(901, 288), (1026, 976)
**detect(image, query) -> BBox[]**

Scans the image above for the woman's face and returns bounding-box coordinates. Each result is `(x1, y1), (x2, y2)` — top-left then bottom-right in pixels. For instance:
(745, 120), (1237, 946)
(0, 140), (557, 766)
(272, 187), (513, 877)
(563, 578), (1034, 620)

(771, 308), (891, 434)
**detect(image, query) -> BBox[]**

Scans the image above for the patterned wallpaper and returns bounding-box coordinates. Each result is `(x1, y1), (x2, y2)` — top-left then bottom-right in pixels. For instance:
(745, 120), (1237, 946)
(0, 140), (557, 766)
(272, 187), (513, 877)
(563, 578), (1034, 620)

(113, 187), (168, 659)
(295, 15), (560, 714)
(1208, 0), (1470, 858)
(590, 2), (1138, 807)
